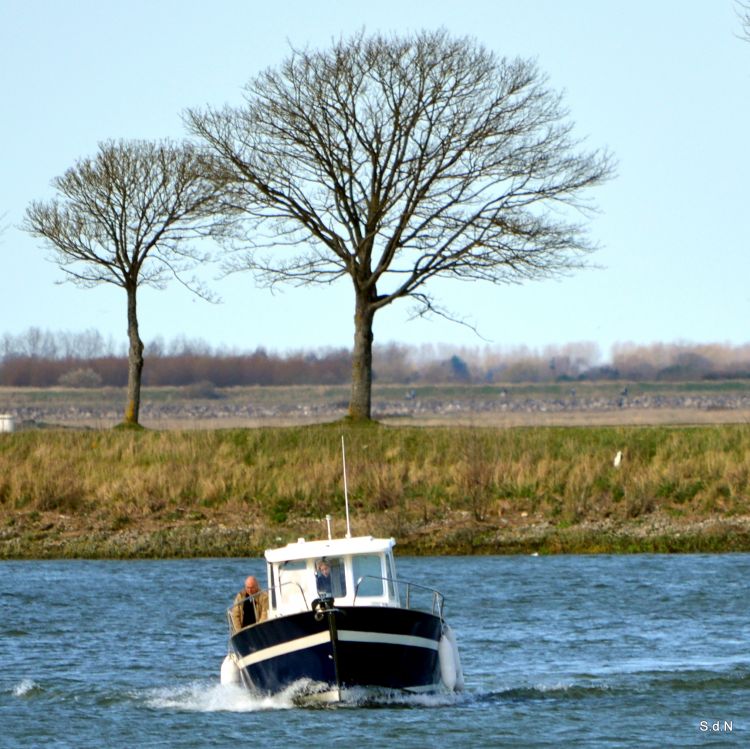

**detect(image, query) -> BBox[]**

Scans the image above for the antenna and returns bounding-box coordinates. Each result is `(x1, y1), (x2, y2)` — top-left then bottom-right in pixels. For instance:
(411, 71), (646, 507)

(341, 435), (351, 538)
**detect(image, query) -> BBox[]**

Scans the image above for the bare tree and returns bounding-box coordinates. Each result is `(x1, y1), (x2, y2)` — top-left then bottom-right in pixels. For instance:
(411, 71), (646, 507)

(24, 139), (220, 425)
(739, 1), (750, 41)
(188, 30), (613, 421)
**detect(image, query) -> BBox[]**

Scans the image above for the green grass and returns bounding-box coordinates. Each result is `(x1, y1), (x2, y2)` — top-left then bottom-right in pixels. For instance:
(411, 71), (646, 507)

(0, 422), (749, 557)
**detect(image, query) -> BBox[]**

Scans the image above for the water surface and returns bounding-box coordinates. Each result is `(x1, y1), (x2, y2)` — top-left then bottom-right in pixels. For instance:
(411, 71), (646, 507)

(2, 555), (747, 747)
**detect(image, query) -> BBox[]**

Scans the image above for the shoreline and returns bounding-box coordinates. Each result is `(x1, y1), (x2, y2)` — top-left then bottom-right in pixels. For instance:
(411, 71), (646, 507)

(3, 512), (749, 559)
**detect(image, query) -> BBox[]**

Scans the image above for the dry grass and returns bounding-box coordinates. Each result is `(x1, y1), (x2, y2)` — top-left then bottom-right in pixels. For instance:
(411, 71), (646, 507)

(1, 423), (749, 556)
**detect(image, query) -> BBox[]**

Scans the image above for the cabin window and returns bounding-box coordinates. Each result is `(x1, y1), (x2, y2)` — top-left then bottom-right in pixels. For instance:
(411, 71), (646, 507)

(278, 560), (309, 609)
(315, 557), (346, 598)
(352, 555), (384, 597)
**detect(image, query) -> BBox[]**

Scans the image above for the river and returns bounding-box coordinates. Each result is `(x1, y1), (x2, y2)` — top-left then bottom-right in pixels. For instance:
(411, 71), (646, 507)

(2, 555), (747, 747)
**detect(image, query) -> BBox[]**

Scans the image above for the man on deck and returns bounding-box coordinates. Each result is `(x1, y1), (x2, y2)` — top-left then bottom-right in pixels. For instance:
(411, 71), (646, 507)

(231, 575), (268, 631)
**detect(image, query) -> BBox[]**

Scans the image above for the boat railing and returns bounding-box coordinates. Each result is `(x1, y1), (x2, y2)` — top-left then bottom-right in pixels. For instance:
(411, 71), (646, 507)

(272, 580), (309, 613)
(353, 576), (445, 617)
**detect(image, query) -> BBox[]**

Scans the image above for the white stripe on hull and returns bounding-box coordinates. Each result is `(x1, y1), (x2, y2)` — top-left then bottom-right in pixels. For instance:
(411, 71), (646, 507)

(337, 630), (439, 651)
(236, 628), (438, 668)
(237, 631), (330, 668)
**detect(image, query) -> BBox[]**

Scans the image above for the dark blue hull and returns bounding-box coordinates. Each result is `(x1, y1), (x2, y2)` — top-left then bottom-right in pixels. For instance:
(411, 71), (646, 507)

(231, 605), (443, 696)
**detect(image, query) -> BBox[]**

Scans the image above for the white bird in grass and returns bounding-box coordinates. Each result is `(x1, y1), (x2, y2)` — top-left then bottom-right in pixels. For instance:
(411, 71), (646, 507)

(613, 450), (623, 468)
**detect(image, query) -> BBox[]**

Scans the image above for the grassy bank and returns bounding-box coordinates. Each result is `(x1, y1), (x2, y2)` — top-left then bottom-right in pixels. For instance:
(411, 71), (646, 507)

(1, 422), (749, 558)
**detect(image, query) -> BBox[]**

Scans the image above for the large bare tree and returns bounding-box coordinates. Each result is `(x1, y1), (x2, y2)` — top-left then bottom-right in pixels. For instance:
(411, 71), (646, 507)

(24, 139), (219, 425)
(739, 1), (750, 40)
(188, 30), (614, 421)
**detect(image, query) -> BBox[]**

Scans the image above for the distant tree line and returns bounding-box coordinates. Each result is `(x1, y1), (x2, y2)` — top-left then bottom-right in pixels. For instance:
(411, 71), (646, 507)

(2, 329), (749, 387)
(0, 329), (351, 387)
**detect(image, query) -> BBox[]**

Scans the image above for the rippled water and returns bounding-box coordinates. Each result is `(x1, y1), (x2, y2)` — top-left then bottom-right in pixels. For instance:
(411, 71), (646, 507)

(2, 555), (748, 747)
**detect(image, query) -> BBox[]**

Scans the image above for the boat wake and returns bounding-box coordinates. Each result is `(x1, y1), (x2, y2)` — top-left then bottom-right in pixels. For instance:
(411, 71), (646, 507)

(483, 681), (615, 702)
(142, 681), (298, 712)
(8, 675), (463, 713)
(332, 686), (466, 709)
(142, 680), (466, 712)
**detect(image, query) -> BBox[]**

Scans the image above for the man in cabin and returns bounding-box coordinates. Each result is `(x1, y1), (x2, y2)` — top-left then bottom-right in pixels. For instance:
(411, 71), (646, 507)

(231, 575), (268, 632)
(315, 559), (333, 596)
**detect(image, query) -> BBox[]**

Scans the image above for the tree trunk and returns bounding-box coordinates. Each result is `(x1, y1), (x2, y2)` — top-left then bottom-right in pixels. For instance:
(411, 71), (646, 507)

(124, 285), (144, 425)
(349, 293), (375, 421)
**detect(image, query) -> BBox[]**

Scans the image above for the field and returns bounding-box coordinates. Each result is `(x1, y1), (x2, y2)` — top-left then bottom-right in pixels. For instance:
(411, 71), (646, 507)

(2, 380), (750, 429)
(1, 383), (749, 558)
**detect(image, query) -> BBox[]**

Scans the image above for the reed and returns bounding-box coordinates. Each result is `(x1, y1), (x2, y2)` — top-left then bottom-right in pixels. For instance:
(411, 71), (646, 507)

(1, 423), (749, 557)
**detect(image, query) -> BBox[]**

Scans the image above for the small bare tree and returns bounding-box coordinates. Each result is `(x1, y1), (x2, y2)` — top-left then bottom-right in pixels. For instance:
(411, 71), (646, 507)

(24, 140), (220, 425)
(188, 30), (613, 421)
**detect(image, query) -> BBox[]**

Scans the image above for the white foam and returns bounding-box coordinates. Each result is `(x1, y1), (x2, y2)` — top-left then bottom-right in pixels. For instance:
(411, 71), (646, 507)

(141, 680), (319, 712)
(13, 679), (39, 697)
(142, 680), (465, 712)
(328, 686), (466, 708)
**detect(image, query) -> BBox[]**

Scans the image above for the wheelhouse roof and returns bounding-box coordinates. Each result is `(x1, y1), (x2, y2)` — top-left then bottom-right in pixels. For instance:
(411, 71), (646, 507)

(264, 535), (396, 564)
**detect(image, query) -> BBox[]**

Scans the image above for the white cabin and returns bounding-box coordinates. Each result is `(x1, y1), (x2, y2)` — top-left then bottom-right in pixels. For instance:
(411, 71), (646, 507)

(264, 536), (400, 618)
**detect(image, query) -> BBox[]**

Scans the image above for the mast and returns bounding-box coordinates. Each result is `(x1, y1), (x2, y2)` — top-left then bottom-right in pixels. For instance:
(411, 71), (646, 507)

(341, 435), (352, 538)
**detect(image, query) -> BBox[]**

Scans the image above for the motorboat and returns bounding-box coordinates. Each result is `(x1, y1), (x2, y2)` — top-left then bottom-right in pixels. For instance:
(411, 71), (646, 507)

(220, 530), (463, 703)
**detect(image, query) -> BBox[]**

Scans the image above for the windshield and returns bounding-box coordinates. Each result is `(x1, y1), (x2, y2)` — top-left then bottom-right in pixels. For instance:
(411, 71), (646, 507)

(352, 554), (384, 597)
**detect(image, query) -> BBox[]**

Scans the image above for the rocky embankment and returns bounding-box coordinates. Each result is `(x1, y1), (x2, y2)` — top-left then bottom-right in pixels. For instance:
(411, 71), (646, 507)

(3, 510), (749, 559)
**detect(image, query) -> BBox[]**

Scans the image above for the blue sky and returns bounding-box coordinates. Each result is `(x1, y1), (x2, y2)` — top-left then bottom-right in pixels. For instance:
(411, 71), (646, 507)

(1, 0), (748, 361)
